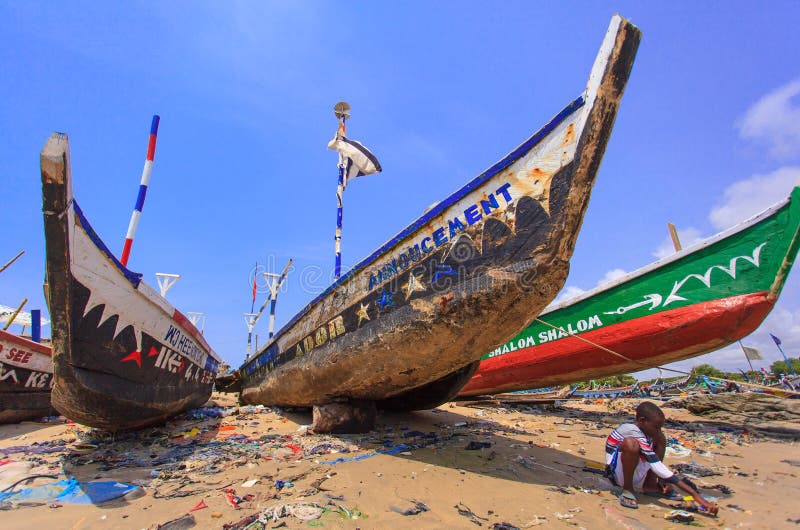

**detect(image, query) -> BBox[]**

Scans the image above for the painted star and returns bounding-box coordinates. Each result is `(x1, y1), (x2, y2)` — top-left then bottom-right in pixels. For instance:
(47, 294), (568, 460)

(403, 273), (426, 300)
(378, 289), (394, 310)
(356, 302), (371, 326)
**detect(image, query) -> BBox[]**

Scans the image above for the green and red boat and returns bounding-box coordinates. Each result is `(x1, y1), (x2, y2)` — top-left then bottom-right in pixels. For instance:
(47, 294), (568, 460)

(460, 184), (800, 397)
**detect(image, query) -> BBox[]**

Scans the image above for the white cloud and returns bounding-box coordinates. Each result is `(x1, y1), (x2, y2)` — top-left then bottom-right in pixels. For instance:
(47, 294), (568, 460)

(549, 268), (629, 307)
(738, 78), (800, 160)
(550, 285), (587, 306)
(708, 166), (799, 229)
(598, 268), (627, 285)
(653, 227), (703, 259)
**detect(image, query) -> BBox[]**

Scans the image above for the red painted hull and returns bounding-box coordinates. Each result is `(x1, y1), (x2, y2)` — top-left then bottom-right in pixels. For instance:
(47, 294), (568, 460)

(460, 292), (774, 396)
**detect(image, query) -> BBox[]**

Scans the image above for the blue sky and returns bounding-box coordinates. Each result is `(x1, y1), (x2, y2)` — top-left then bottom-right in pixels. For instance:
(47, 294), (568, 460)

(2, 2), (799, 379)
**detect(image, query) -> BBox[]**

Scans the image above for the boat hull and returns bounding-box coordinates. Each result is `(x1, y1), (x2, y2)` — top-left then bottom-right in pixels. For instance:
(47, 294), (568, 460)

(240, 16), (641, 409)
(0, 329), (54, 423)
(41, 134), (221, 430)
(461, 182), (800, 397)
(463, 293), (774, 395)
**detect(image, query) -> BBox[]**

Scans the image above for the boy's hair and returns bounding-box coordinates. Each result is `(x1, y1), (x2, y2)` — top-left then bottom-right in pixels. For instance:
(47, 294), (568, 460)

(635, 401), (665, 421)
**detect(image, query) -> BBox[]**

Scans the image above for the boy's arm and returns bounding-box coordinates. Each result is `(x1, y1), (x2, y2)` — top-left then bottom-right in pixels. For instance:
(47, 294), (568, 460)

(673, 478), (718, 515)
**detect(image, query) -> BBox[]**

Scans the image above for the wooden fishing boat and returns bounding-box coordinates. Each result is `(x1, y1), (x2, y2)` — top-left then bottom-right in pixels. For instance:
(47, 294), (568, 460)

(238, 15), (640, 426)
(572, 383), (640, 400)
(40, 134), (223, 430)
(0, 330), (54, 423)
(460, 184), (800, 397)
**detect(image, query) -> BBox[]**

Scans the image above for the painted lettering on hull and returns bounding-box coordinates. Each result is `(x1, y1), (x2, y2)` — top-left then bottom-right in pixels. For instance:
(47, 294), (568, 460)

(486, 314), (604, 359)
(367, 182), (514, 292)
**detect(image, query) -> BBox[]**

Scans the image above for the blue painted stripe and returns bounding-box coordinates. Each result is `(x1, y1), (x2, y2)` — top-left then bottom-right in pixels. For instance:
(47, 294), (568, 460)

(150, 115), (160, 135)
(134, 184), (148, 212)
(72, 201), (143, 287)
(204, 356), (219, 372)
(244, 94), (585, 372)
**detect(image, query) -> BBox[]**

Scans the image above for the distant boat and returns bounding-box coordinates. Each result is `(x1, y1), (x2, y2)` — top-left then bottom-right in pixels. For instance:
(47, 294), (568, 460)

(40, 134), (223, 430)
(238, 15), (640, 418)
(572, 383), (640, 400)
(460, 184), (800, 397)
(0, 330), (54, 423)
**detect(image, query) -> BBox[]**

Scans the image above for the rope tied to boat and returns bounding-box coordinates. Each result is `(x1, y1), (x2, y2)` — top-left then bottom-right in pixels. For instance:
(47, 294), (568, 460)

(533, 317), (800, 397)
(42, 197), (73, 220)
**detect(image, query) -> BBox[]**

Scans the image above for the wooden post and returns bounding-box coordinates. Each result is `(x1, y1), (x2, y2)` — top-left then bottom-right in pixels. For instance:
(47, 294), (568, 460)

(0, 250), (24, 275)
(2, 298), (27, 331)
(667, 222), (682, 251)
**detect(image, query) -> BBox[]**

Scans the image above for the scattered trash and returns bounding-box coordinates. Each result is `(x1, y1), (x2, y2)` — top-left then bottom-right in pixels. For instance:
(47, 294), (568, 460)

(665, 445), (692, 458)
(493, 523), (520, 530)
(672, 462), (722, 477)
(223, 488), (254, 509)
(390, 500), (429, 516)
(455, 502), (489, 526)
(68, 443), (98, 455)
(0, 477), (138, 506)
(465, 441), (492, 450)
(189, 499), (207, 512)
(664, 509), (694, 523)
(519, 515), (548, 527)
(153, 513), (196, 530)
(707, 483), (733, 495)
(240, 479), (259, 488)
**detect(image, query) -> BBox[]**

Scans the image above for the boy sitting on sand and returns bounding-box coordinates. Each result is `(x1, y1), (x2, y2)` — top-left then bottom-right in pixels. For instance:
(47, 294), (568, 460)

(605, 401), (718, 513)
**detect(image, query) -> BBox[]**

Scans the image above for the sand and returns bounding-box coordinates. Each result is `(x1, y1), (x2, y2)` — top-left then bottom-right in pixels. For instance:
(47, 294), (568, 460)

(1, 394), (798, 529)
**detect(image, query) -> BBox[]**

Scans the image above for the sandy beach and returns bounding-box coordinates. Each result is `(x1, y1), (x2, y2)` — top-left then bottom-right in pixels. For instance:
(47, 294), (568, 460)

(1, 394), (798, 529)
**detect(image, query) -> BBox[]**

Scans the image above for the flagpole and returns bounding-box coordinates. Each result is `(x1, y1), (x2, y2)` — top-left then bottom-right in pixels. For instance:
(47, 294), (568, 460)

(333, 101), (351, 280)
(244, 259), (292, 359)
(738, 340), (755, 374)
(251, 261), (258, 313)
(264, 259), (293, 338)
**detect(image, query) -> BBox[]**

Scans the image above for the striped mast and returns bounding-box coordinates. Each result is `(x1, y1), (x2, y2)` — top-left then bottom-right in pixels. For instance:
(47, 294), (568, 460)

(244, 259), (292, 358)
(333, 102), (351, 279)
(264, 259), (293, 338)
(244, 262), (258, 360)
(121, 115), (160, 266)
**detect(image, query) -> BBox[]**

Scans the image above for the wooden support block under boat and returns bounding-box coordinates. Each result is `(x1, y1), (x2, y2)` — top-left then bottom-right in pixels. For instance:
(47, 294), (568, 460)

(312, 400), (377, 434)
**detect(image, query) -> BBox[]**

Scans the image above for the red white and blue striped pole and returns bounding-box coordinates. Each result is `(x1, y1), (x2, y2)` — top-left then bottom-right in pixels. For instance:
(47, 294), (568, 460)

(121, 115), (160, 266)
(332, 102), (351, 279)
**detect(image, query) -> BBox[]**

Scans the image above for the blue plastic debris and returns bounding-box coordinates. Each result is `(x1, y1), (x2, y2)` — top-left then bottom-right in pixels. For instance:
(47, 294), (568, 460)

(0, 477), (138, 505)
(321, 444), (411, 465)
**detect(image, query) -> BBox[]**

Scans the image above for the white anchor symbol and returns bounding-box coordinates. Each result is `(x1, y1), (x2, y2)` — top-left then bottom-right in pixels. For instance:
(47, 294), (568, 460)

(603, 293), (663, 315)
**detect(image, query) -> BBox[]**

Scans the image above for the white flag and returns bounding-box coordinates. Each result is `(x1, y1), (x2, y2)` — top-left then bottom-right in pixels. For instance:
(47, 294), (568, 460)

(327, 135), (382, 188)
(0, 304), (50, 327)
(742, 346), (762, 361)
